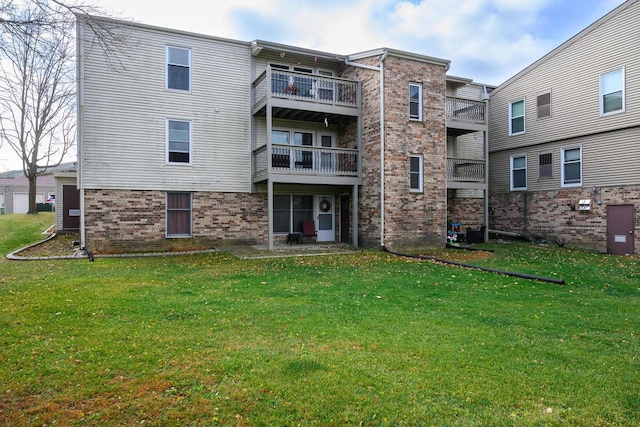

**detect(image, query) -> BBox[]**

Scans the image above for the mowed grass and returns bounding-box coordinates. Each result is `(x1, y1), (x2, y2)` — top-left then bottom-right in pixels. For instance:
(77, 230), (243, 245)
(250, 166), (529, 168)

(0, 214), (639, 426)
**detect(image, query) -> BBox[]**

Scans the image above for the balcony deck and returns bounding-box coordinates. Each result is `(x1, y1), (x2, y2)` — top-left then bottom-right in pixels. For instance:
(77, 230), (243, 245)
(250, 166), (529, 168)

(253, 145), (360, 185)
(252, 69), (360, 119)
(447, 158), (486, 188)
(446, 97), (487, 131)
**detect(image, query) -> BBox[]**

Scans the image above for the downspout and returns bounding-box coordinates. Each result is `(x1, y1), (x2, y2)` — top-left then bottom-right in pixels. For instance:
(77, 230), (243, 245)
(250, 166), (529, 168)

(76, 17), (87, 252)
(345, 50), (388, 247)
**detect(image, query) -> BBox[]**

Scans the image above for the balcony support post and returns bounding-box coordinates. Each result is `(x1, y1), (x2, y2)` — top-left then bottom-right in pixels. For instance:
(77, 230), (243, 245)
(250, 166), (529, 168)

(352, 184), (359, 247)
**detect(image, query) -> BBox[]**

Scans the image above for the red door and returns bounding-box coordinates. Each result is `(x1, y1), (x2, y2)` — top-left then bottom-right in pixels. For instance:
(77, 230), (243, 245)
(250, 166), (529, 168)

(607, 205), (634, 255)
(62, 185), (80, 230)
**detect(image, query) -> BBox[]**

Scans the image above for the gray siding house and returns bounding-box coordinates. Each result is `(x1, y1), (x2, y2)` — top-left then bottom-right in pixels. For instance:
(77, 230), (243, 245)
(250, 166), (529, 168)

(76, 16), (491, 253)
(0, 174), (55, 214)
(488, 0), (639, 254)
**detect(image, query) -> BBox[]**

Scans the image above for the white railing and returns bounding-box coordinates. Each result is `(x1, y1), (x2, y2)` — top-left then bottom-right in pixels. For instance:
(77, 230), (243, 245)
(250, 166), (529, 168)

(254, 145), (358, 178)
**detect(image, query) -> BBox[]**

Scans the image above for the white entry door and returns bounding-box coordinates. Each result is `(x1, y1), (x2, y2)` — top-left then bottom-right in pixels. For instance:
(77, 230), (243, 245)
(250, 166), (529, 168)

(316, 196), (334, 242)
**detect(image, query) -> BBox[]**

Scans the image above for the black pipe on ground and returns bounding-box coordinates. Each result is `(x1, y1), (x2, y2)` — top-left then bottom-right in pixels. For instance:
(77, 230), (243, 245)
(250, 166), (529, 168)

(382, 246), (565, 285)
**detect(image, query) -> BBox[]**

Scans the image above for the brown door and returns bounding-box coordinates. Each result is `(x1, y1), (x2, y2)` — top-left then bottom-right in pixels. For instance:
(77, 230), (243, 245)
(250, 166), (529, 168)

(607, 205), (634, 255)
(340, 195), (350, 243)
(62, 185), (80, 230)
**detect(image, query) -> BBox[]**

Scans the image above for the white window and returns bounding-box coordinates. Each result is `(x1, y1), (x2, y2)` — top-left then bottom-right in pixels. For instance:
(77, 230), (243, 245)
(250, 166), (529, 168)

(409, 154), (423, 192)
(409, 83), (422, 121)
(510, 154), (527, 191)
(167, 119), (191, 164)
(561, 146), (582, 187)
(166, 46), (191, 91)
(166, 192), (192, 237)
(600, 68), (624, 115)
(509, 99), (525, 135)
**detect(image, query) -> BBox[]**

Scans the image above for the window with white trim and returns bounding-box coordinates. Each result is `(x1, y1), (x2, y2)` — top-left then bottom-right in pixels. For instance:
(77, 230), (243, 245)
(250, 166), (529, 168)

(409, 154), (423, 192)
(509, 99), (525, 135)
(166, 192), (192, 237)
(600, 68), (624, 115)
(510, 154), (527, 191)
(167, 119), (191, 164)
(166, 46), (191, 91)
(561, 146), (582, 187)
(409, 83), (422, 120)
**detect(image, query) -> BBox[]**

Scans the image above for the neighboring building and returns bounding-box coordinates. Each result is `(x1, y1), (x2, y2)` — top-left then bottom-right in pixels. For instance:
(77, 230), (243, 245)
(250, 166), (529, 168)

(76, 16), (490, 253)
(53, 164), (80, 232)
(0, 174), (55, 214)
(488, 0), (639, 255)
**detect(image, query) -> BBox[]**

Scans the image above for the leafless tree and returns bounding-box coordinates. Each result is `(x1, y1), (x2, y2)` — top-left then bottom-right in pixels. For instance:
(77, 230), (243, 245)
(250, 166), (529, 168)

(0, 3), (75, 214)
(0, 1), (127, 213)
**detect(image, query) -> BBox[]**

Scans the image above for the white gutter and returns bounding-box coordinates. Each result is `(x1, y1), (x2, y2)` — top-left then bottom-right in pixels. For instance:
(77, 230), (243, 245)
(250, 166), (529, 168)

(76, 19), (86, 250)
(345, 50), (388, 247)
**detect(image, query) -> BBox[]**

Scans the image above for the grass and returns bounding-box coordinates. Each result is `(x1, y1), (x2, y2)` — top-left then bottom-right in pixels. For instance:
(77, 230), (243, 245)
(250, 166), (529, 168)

(0, 213), (639, 426)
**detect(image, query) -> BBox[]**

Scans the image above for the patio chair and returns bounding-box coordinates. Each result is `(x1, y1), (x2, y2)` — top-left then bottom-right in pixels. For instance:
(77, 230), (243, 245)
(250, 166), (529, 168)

(302, 220), (316, 242)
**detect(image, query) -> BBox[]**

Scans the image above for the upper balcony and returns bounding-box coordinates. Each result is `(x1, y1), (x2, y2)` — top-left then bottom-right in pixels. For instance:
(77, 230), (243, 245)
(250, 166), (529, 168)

(252, 68), (361, 119)
(446, 96), (487, 133)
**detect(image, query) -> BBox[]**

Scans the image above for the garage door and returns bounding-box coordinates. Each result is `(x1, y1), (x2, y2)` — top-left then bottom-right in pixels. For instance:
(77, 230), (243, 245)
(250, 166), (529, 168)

(13, 193), (45, 214)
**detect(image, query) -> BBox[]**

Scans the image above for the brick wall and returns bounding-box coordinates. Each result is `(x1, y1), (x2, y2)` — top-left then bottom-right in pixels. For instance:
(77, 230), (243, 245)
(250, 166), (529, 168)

(84, 189), (267, 253)
(379, 56), (447, 248)
(341, 55), (447, 248)
(342, 57), (382, 247)
(447, 191), (485, 231)
(490, 185), (640, 253)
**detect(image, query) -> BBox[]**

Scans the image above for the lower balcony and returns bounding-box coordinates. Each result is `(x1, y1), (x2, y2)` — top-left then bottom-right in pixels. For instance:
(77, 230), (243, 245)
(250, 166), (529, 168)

(254, 145), (360, 185)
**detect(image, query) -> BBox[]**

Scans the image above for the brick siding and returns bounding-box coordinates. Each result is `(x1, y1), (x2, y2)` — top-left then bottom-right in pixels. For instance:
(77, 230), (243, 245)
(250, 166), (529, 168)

(84, 189), (267, 253)
(489, 185), (640, 253)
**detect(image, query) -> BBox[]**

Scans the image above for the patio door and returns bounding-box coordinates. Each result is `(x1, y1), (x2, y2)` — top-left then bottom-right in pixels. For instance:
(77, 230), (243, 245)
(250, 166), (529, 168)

(318, 133), (335, 173)
(316, 196), (334, 242)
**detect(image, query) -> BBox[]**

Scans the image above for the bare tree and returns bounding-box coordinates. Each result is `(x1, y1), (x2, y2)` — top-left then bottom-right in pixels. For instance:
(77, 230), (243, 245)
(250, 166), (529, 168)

(0, 2), (75, 214)
(0, 1), (128, 213)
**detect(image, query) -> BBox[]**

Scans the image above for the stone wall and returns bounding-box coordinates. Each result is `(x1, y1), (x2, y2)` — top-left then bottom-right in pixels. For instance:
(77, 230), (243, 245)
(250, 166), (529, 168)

(489, 185), (640, 253)
(84, 189), (267, 253)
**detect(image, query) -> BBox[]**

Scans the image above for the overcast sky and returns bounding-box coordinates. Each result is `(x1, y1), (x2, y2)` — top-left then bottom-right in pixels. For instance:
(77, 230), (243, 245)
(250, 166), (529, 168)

(0, 0), (627, 172)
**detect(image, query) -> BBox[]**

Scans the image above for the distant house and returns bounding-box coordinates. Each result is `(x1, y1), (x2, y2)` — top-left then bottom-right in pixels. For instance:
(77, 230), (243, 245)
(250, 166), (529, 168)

(0, 174), (55, 214)
(53, 165), (80, 232)
(76, 16), (491, 253)
(488, 0), (639, 254)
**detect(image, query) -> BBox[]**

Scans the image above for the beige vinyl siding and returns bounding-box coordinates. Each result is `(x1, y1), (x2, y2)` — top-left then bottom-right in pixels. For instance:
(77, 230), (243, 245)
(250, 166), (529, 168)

(80, 22), (252, 192)
(489, 127), (640, 194)
(489, 0), (640, 154)
(453, 84), (486, 101)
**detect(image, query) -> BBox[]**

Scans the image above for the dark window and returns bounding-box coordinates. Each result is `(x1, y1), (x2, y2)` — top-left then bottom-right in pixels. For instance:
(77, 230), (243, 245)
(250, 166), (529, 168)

(167, 193), (191, 237)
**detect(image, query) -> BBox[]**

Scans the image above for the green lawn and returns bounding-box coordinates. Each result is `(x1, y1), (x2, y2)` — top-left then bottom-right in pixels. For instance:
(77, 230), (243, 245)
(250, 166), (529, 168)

(1, 213), (639, 426)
